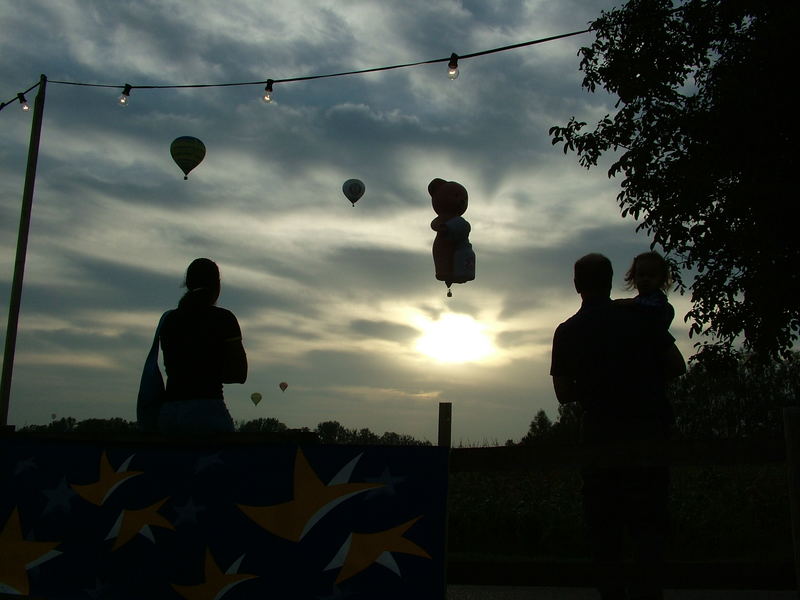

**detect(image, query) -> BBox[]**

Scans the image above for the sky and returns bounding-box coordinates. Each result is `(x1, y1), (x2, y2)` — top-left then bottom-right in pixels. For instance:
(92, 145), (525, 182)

(0, 0), (696, 445)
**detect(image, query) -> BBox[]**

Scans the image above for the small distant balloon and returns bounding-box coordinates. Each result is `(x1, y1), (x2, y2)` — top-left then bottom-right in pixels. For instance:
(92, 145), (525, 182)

(250, 392), (262, 406)
(279, 382), (288, 392)
(51, 413), (57, 421)
(170, 136), (206, 180)
(342, 179), (365, 206)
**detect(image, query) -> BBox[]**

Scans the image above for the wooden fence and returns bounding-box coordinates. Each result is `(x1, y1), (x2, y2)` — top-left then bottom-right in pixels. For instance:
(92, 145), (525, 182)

(439, 402), (799, 592)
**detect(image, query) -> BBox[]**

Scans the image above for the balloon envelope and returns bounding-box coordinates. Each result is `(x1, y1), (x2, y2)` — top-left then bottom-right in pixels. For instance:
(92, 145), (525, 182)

(279, 382), (288, 392)
(170, 136), (206, 179)
(342, 179), (365, 205)
(250, 392), (262, 406)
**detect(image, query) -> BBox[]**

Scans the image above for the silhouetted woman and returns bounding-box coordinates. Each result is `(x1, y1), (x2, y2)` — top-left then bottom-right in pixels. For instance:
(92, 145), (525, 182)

(158, 258), (247, 433)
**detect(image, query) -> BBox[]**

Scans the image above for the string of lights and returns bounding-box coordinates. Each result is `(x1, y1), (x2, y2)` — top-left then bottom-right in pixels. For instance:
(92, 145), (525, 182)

(0, 28), (591, 111)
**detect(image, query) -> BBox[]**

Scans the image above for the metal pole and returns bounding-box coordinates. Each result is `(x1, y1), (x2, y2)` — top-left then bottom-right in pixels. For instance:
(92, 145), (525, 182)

(0, 74), (47, 427)
(783, 407), (800, 597)
(437, 401), (452, 600)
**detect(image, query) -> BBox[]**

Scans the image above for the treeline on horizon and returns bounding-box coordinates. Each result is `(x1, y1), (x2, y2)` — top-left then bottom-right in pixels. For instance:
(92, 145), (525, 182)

(16, 416), (431, 446)
(15, 352), (799, 446)
(518, 351), (800, 446)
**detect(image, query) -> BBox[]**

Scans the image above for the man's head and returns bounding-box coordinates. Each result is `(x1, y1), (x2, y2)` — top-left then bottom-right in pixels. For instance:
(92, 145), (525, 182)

(573, 253), (613, 298)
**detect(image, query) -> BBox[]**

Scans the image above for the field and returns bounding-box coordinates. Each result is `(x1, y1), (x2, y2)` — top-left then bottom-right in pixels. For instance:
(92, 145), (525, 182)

(447, 463), (792, 562)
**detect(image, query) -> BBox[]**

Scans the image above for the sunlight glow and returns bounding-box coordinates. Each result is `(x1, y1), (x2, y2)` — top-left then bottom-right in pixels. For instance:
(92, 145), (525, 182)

(415, 313), (495, 363)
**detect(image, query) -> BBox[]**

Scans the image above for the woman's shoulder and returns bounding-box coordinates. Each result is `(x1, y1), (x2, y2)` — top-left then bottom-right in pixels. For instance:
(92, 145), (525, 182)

(209, 305), (237, 318)
(209, 306), (241, 330)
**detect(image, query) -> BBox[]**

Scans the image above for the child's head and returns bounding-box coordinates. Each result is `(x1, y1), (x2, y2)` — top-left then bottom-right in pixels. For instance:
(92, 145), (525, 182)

(624, 251), (672, 294)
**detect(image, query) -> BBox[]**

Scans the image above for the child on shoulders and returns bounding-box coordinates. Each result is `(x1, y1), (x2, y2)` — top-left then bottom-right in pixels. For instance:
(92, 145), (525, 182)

(616, 251), (675, 329)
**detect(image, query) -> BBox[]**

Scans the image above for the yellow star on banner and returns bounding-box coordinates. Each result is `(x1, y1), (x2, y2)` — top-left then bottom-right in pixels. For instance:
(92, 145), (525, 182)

(237, 449), (382, 542)
(334, 516), (431, 584)
(109, 497), (176, 550)
(71, 451), (142, 506)
(172, 548), (256, 600)
(0, 508), (61, 595)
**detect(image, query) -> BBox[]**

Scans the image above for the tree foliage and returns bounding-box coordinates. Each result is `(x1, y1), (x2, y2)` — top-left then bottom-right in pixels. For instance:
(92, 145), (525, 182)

(314, 420), (429, 446)
(668, 351), (800, 439)
(519, 353), (799, 443)
(237, 417), (288, 433)
(550, 0), (798, 361)
(17, 416), (430, 445)
(518, 404), (581, 445)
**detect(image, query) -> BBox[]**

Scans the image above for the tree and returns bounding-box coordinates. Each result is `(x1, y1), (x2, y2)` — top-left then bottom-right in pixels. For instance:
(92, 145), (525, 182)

(237, 417), (288, 433)
(315, 420), (350, 444)
(518, 404), (582, 445)
(351, 427), (380, 445)
(73, 418), (138, 434)
(520, 410), (554, 444)
(668, 351), (800, 439)
(378, 431), (430, 446)
(18, 416), (76, 433)
(552, 402), (582, 441)
(550, 0), (798, 361)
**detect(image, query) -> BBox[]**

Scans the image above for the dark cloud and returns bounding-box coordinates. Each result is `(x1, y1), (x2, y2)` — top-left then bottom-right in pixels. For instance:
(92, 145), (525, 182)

(322, 246), (432, 297)
(348, 318), (419, 342)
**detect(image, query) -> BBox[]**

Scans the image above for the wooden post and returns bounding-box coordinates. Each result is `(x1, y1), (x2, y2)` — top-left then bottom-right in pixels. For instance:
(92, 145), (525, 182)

(783, 407), (800, 597)
(1, 74), (47, 427)
(438, 402), (452, 448)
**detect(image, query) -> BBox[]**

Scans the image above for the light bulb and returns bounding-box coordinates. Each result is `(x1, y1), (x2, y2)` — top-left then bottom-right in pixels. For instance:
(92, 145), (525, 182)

(262, 79), (274, 104)
(17, 93), (29, 111)
(118, 84), (132, 107)
(448, 53), (459, 80)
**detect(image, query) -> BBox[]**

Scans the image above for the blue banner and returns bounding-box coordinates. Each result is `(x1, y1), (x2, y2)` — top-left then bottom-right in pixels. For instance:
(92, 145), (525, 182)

(0, 435), (448, 599)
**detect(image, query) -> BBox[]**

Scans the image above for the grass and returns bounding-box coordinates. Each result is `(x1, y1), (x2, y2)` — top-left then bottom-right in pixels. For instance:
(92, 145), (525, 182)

(446, 463), (792, 562)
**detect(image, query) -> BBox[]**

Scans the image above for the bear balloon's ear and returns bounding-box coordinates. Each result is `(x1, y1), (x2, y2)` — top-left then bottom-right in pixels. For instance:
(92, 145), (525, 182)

(428, 178), (446, 197)
(453, 183), (468, 205)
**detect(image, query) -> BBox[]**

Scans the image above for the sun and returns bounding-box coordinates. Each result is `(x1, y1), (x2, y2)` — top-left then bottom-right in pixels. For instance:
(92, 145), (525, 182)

(415, 313), (495, 363)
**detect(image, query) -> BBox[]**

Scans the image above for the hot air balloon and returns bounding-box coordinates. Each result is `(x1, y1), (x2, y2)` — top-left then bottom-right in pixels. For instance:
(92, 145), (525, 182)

(170, 136), (206, 180)
(279, 382), (288, 392)
(250, 392), (262, 406)
(342, 179), (365, 206)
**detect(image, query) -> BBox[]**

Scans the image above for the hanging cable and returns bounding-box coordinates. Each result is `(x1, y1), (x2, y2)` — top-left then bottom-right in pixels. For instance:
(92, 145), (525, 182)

(53, 28), (591, 92)
(0, 81), (42, 113)
(1, 27), (592, 110)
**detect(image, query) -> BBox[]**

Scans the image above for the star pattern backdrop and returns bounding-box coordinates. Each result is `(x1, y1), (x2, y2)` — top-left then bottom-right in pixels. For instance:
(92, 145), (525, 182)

(1, 435), (448, 599)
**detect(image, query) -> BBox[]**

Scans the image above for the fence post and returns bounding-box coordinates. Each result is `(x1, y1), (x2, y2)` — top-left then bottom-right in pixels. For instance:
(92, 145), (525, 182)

(438, 402), (452, 448)
(783, 407), (800, 597)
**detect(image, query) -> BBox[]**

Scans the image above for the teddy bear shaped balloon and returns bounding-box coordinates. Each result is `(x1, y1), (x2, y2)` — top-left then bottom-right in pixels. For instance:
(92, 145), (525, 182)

(429, 178), (475, 297)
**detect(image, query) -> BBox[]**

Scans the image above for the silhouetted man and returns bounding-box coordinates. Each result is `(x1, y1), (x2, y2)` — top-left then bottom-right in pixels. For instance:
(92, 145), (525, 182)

(550, 253), (685, 600)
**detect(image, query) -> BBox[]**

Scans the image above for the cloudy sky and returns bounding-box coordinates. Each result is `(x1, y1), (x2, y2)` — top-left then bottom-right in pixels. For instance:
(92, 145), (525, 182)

(0, 0), (695, 444)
